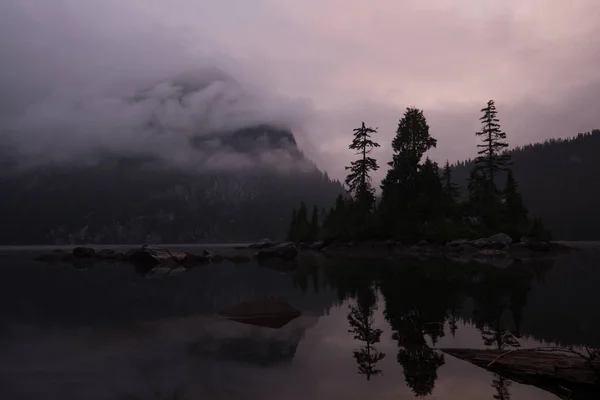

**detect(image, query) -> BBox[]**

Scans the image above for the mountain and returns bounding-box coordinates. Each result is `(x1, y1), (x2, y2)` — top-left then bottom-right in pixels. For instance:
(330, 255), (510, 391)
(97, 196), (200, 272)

(0, 74), (344, 245)
(452, 129), (600, 240)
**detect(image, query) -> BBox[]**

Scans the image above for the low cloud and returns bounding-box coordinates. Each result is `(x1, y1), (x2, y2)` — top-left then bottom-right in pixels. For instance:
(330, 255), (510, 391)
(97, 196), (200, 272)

(1, 0), (599, 180)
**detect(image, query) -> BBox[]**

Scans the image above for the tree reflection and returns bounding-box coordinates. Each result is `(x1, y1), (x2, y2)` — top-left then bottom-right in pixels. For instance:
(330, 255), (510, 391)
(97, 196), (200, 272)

(318, 257), (555, 397)
(347, 285), (386, 380)
(390, 310), (445, 396)
(379, 264), (452, 397)
(492, 375), (512, 400)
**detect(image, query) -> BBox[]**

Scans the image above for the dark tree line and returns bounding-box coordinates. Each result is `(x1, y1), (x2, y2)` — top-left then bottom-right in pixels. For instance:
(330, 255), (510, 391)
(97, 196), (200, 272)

(288, 101), (548, 243)
(452, 129), (600, 240)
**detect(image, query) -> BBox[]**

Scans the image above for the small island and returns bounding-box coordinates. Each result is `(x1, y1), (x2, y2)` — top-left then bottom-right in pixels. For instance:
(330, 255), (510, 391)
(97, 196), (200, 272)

(285, 101), (557, 256)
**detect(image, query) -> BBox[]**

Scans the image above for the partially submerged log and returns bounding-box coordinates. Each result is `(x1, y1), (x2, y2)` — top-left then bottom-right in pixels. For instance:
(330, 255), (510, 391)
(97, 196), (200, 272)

(218, 296), (301, 329)
(441, 348), (600, 400)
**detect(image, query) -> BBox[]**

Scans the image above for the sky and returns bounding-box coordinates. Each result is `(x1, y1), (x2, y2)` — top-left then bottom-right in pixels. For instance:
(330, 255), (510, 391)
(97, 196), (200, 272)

(1, 0), (599, 181)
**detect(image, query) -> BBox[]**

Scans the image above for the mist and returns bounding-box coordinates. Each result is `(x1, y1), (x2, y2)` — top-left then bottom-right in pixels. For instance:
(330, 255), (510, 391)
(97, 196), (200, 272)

(1, 0), (599, 180)
(0, 0), (316, 174)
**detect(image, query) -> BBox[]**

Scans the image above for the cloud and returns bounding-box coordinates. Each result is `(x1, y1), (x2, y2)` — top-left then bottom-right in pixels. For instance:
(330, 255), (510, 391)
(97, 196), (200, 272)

(1, 0), (599, 179)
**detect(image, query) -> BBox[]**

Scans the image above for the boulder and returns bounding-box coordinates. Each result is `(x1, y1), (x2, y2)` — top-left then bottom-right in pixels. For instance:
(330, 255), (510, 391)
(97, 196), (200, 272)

(416, 240), (429, 247)
(123, 246), (187, 269)
(256, 242), (298, 261)
(308, 241), (326, 250)
(470, 233), (512, 249)
(218, 295), (302, 329)
(448, 239), (469, 247)
(487, 233), (513, 247)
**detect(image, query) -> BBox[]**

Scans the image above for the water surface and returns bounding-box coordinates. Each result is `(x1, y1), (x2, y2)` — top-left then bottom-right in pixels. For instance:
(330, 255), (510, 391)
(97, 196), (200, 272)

(1, 245), (599, 399)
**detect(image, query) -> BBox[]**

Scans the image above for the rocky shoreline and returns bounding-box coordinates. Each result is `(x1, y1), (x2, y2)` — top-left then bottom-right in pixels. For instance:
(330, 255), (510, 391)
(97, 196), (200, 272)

(33, 233), (576, 271)
(242, 233), (576, 267)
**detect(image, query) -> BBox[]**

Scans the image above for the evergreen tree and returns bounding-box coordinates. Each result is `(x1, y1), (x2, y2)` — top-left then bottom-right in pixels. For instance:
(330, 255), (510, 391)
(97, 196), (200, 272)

(467, 169), (487, 206)
(294, 201), (310, 242)
(474, 100), (511, 199)
(344, 122), (380, 211)
(286, 208), (297, 241)
(309, 206), (320, 241)
(414, 158), (444, 223)
(441, 161), (460, 201)
(503, 170), (528, 226)
(380, 107), (437, 236)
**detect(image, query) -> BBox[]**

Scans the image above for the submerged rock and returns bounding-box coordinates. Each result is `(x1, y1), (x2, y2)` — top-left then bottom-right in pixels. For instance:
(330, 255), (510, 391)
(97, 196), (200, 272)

(218, 295), (302, 329)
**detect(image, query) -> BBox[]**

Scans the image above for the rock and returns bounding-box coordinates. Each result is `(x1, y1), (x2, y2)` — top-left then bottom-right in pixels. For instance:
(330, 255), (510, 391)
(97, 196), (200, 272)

(218, 295), (302, 329)
(416, 240), (429, 247)
(308, 241), (326, 250)
(448, 239), (469, 247)
(123, 246), (187, 269)
(249, 238), (274, 249)
(470, 233), (512, 249)
(72, 246), (96, 258)
(487, 233), (513, 247)
(123, 248), (162, 268)
(257, 242), (298, 261)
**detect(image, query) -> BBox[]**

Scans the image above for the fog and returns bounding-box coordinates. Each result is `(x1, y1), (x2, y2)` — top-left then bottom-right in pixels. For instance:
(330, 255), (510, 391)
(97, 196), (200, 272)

(1, 0), (599, 179)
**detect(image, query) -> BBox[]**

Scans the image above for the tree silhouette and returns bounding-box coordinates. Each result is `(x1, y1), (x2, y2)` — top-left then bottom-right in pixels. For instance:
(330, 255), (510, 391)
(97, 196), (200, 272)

(345, 122), (380, 212)
(347, 285), (386, 380)
(492, 375), (512, 400)
(474, 99), (511, 196)
(442, 160), (460, 202)
(380, 107), (437, 237)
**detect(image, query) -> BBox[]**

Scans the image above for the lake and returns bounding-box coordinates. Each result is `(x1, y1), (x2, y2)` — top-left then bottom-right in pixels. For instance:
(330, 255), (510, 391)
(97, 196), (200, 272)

(1, 245), (599, 399)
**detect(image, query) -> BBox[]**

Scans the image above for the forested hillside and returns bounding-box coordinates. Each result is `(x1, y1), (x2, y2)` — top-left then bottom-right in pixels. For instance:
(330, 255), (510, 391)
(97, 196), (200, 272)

(0, 126), (344, 245)
(452, 129), (600, 240)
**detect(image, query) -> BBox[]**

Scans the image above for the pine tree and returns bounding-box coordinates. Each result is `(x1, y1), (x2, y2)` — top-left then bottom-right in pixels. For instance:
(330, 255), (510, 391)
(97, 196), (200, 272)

(441, 161), (460, 201)
(309, 206), (320, 241)
(295, 201), (310, 242)
(286, 208), (297, 241)
(503, 170), (528, 225)
(474, 100), (511, 198)
(415, 158), (444, 223)
(345, 122), (380, 211)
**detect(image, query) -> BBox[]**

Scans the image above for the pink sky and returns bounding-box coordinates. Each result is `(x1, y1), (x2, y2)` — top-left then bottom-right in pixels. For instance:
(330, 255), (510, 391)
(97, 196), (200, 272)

(1, 0), (599, 181)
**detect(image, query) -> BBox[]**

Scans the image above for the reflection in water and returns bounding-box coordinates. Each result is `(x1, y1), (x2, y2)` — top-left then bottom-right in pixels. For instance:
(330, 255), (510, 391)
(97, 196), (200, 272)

(347, 285), (385, 380)
(492, 376), (512, 400)
(4, 248), (600, 399)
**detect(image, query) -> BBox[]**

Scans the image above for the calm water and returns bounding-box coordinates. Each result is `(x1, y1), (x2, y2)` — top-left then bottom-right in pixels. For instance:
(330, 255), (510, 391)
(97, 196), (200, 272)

(1, 245), (600, 400)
